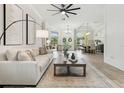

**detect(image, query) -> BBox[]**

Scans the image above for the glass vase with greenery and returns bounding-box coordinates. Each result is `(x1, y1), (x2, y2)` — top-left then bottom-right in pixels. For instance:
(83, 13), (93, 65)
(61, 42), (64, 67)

(63, 41), (71, 57)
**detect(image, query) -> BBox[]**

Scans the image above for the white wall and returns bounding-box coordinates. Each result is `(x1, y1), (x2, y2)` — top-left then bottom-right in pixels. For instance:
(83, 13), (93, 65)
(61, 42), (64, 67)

(104, 5), (124, 71)
(90, 22), (105, 44)
(0, 4), (44, 52)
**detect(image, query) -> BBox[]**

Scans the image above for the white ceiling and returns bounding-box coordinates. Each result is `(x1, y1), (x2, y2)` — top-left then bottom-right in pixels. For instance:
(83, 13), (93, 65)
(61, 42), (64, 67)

(32, 4), (105, 31)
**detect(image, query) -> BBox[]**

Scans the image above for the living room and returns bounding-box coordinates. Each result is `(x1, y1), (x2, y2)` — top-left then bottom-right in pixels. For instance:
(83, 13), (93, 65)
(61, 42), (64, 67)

(0, 1), (124, 91)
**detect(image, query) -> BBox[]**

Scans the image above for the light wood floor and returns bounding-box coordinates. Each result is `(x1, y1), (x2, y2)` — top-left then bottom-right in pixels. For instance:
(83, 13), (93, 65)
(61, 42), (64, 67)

(81, 51), (124, 87)
(37, 50), (123, 88)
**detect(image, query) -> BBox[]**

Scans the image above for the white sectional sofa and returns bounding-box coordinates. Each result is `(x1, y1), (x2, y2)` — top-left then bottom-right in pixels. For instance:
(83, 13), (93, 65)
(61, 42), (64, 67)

(0, 47), (53, 87)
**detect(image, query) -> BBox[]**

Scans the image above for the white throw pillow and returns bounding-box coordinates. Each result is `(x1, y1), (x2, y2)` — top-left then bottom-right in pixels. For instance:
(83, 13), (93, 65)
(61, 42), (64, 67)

(6, 49), (18, 61)
(18, 51), (33, 61)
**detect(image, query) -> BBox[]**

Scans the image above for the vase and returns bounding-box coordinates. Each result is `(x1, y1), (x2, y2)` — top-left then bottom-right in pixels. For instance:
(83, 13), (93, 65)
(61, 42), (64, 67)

(64, 49), (68, 57)
(71, 53), (75, 60)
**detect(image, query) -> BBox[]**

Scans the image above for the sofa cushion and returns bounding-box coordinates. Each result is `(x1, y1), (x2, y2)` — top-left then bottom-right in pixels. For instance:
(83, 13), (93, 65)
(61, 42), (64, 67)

(6, 49), (18, 61)
(0, 53), (7, 61)
(46, 49), (53, 54)
(18, 51), (34, 61)
(35, 54), (49, 62)
(31, 48), (39, 57)
(35, 54), (52, 70)
(47, 53), (53, 60)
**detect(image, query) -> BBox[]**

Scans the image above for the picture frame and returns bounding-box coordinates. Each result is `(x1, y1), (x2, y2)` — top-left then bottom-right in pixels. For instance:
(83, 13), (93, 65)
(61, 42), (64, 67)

(0, 5), (3, 45)
(26, 14), (36, 45)
(3, 4), (23, 45)
(50, 31), (59, 45)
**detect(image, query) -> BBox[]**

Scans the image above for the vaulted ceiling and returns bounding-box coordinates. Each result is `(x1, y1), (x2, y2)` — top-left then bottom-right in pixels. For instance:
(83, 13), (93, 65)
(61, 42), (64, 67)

(32, 4), (105, 31)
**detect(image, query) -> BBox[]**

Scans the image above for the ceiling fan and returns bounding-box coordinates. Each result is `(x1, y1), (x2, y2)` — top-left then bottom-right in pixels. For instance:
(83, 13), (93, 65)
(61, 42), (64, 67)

(47, 4), (81, 18)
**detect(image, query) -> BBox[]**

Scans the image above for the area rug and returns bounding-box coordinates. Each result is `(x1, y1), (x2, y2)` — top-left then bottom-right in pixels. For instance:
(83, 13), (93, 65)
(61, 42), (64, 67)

(37, 61), (118, 88)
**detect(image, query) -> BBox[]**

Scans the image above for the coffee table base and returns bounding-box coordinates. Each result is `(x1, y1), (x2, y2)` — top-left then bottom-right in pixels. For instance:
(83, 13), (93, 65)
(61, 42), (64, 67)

(54, 65), (86, 77)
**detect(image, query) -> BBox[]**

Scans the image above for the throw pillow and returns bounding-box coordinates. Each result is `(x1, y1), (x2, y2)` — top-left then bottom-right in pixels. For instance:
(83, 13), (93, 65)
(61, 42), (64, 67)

(6, 49), (18, 61)
(18, 51), (33, 61)
(25, 50), (36, 61)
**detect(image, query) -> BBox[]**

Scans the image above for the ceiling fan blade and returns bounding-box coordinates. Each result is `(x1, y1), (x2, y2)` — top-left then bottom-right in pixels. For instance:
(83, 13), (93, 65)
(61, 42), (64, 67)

(51, 4), (61, 10)
(52, 12), (61, 16)
(66, 4), (73, 9)
(47, 9), (59, 11)
(66, 11), (77, 15)
(66, 7), (81, 11)
(65, 13), (69, 18)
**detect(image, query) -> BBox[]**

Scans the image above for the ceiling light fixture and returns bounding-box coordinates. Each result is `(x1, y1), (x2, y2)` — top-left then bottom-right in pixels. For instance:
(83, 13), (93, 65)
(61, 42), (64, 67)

(61, 11), (65, 15)
(47, 4), (81, 18)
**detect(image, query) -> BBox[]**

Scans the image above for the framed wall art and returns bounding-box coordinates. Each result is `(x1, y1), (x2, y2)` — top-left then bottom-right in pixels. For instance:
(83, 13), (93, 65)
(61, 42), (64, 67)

(26, 14), (36, 45)
(3, 4), (23, 45)
(0, 5), (3, 45)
